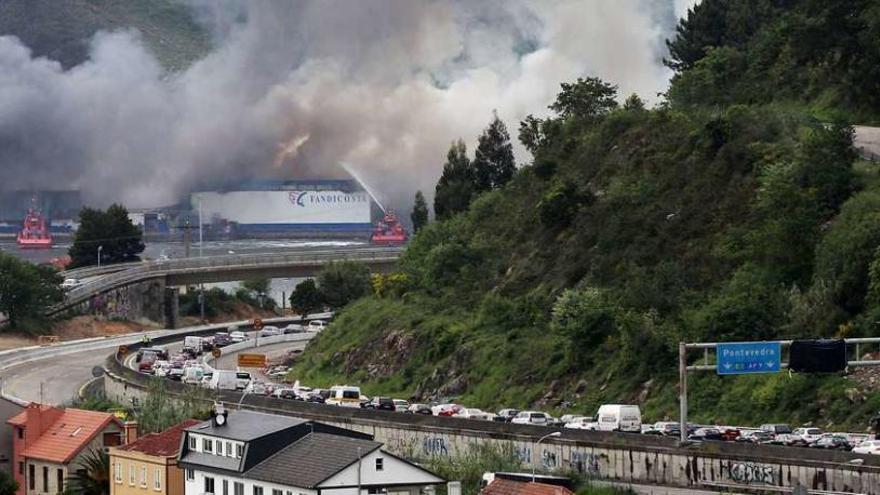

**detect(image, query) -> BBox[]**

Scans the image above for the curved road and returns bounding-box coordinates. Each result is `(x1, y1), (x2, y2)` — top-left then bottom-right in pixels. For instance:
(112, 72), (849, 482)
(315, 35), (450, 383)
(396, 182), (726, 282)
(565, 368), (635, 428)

(0, 316), (326, 405)
(2, 335), (309, 405)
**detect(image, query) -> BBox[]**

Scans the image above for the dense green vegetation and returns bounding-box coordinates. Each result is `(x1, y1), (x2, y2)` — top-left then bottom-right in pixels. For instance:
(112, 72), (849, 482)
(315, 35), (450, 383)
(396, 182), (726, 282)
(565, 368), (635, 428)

(295, 0), (880, 429)
(0, 252), (63, 331)
(69, 204), (145, 268)
(0, 0), (211, 71)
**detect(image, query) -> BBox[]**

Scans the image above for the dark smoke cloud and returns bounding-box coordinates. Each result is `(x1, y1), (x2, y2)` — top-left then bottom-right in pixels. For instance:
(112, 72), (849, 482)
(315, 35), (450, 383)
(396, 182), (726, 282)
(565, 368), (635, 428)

(0, 1), (696, 211)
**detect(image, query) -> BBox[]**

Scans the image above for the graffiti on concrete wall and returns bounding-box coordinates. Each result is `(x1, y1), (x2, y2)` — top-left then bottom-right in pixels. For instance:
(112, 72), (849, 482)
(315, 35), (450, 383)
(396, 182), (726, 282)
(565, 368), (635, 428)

(514, 445), (532, 464)
(570, 452), (601, 476)
(728, 462), (776, 485)
(542, 449), (558, 469)
(423, 437), (448, 457)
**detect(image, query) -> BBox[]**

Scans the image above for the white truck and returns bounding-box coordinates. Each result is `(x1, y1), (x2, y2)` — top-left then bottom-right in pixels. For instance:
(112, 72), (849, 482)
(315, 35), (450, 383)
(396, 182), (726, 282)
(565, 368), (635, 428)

(205, 370), (242, 391)
(182, 336), (204, 355)
(596, 404), (642, 432)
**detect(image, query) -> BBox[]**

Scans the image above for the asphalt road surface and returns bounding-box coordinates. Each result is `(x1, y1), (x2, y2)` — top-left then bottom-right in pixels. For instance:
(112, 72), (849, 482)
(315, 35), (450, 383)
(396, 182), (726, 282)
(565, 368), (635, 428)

(2, 334), (310, 405)
(0, 347), (106, 405)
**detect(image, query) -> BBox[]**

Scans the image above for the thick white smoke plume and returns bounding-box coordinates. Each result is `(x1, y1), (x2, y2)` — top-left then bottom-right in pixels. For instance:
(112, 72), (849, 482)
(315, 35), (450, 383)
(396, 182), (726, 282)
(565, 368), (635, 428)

(0, 1), (692, 210)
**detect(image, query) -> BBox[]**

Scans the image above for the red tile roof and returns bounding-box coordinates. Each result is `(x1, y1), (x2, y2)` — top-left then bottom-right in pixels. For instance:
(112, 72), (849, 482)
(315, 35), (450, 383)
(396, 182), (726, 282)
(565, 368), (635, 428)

(11, 408), (121, 464)
(481, 479), (575, 495)
(117, 420), (200, 457)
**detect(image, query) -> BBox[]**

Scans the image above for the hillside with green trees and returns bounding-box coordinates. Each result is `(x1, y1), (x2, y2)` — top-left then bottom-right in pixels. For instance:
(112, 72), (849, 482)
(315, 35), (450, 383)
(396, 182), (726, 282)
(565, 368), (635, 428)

(0, 0), (211, 71)
(292, 0), (880, 430)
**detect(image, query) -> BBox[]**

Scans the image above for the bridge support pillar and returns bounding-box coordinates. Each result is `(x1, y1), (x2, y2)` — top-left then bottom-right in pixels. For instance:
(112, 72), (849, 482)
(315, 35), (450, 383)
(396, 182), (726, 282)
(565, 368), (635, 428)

(164, 287), (179, 329)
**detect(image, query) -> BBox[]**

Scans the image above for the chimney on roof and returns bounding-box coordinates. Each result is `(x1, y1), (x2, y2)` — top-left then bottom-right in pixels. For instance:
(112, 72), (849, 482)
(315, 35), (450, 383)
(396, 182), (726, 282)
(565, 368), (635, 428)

(123, 421), (139, 444)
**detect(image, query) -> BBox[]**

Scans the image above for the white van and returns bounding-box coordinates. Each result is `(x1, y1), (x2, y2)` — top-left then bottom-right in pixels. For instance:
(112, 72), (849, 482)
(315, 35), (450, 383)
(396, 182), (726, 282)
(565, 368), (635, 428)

(596, 404), (641, 432)
(308, 320), (327, 331)
(326, 385), (362, 407)
(206, 370), (242, 391)
(182, 366), (205, 385)
(235, 371), (252, 390)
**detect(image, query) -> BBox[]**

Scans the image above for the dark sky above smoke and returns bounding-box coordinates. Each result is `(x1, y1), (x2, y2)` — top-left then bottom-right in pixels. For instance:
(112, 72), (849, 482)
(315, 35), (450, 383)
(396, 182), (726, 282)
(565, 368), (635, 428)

(0, 0), (698, 211)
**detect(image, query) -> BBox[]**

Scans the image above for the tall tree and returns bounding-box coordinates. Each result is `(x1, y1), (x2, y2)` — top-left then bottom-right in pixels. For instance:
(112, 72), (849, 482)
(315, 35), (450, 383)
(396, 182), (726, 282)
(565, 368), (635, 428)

(0, 253), (63, 330)
(317, 260), (372, 308)
(550, 77), (618, 122)
(64, 448), (109, 495)
(473, 113), (516, 192)
(289, 278), (325, 315)
(0, 467), (17, 495)
(410, 191), (429, 233)
(434, 139), (476, 220)
(68, 204), (145, 268)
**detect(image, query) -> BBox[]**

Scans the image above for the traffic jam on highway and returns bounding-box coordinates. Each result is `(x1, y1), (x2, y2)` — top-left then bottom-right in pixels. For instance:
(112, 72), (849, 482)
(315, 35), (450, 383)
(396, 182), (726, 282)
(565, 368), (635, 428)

(133, 326), (880, 455)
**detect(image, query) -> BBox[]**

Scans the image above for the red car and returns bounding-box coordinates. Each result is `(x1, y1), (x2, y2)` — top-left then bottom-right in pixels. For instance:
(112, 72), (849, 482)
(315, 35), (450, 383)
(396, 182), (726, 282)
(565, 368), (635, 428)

(138, 352), (157, 373)
(718, 427), (741, 441)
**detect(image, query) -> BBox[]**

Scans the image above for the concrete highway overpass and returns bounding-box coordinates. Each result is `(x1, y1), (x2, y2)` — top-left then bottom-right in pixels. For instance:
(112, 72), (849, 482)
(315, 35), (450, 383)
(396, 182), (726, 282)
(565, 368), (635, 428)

(49, 246), (402, 322)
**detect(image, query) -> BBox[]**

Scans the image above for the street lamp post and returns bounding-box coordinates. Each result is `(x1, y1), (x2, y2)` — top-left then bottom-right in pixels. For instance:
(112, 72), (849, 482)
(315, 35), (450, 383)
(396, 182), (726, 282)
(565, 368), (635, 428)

(97, 245), (103, 267)
(532, 431), (561, 482)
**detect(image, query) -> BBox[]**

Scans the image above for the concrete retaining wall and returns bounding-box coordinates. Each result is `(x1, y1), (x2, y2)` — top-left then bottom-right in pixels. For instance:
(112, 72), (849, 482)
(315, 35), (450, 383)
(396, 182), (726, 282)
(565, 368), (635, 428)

(102, 337), (880, 495)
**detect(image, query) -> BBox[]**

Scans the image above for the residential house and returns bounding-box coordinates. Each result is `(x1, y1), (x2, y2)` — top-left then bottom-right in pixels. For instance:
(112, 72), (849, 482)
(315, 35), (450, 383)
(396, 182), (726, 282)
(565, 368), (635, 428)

(480, 479), (574, 495)
(480, 473), (575, 495)
(178, 409), (444, 495)
(110, 420), (200, 495)
(6, 403), (127, 495)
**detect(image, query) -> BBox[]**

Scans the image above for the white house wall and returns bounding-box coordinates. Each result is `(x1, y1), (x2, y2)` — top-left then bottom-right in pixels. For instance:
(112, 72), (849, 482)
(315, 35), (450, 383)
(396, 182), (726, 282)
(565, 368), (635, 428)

(320, 450), (442, 489)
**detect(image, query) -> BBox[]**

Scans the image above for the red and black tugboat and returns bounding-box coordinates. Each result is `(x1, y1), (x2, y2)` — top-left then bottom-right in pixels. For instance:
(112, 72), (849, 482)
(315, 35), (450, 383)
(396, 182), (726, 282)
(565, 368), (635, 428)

(17, 206), (53, 249)
(370, 212), (407, 245)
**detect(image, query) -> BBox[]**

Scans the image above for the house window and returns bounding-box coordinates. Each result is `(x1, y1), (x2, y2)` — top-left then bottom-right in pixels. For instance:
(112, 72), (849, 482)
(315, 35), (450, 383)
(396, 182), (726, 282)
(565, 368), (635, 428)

(185, 469), (194, 482)
(216, 441), (223, 456)
(204, 476), (215, 495)
(18, 462), (23, 476)
(130, 464), (136, 485)
(189, 436), (197, 450)
(103, 432), (122, 447)
(222, 479), (228, 495)
(29, 464), (35, 490)
(17, 427), (23, 439)
(375, 458), (384, 471)
(57, 468), (64, 494)
(253, 486), (263, 495)
(233, 482), (244, 495)
(203, 438), (213, 453)
(114, 462), (122, 483)
(272, 490), (282, 495)
(42, 466), (48, 492)
(140, 466), (147, 487)
(154, 468), (161, 491)
(226, 442), (232, 457)
(236, 444), (243, 458)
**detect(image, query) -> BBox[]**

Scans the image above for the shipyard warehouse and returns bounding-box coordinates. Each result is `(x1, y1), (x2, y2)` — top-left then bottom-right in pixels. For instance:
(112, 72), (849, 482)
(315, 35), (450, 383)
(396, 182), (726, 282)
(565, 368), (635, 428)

(190, 180), (374, 239)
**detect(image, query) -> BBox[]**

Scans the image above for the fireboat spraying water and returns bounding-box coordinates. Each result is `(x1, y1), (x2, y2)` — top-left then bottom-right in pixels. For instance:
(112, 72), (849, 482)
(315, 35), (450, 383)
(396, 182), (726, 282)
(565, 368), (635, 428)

(339, 161), (409, 246)
(17, 204), (53, 249)
(370, 211), (408, 245)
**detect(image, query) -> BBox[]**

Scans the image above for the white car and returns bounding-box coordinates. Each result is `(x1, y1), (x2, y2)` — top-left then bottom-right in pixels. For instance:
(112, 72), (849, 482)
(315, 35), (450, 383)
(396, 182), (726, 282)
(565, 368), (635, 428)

(455, 408), (494, 421)
(792, 427), (824, 444)
(230, 331), (249, 343)
(852, 440), (880, 455)
(258, 326), (282, 337)
(559, 414), (584, 424)
(565, 417), (598, 430)
(308, 320), (327, 331)
(151, 361), (171, 377)
(283, 324), (306, 334)
(393, 399), (410, 412)
(61, 278), (82, 289)
(512, 411), (553, 425)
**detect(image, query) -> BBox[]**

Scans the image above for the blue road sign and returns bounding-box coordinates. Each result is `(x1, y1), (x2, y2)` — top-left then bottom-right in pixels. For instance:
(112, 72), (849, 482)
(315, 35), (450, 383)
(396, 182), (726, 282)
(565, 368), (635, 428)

(717, 341), (781, 375)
